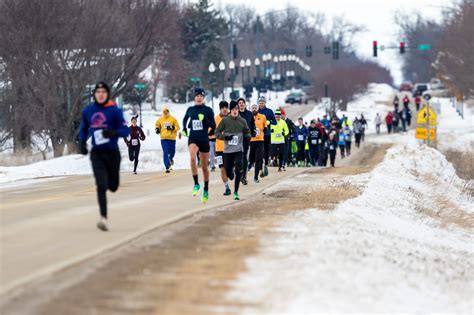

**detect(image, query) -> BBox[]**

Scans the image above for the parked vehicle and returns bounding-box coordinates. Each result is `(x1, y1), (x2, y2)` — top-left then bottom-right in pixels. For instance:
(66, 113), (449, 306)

(399, 82), (414, 92)
(413, 83), (429, 97)
(285, 92), (308, 104)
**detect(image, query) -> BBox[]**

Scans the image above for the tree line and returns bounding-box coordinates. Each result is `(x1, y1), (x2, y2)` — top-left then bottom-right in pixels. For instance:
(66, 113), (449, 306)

(0, 0), (392, 157)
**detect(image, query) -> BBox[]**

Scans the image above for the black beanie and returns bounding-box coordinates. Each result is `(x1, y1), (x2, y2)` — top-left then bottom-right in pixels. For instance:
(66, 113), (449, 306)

(237, 97), (246, 104)
(229, 100), (238, 110)
(219, 100), (229, 109)
(194, 87), (205, 96)
(93, 81), (110, 105)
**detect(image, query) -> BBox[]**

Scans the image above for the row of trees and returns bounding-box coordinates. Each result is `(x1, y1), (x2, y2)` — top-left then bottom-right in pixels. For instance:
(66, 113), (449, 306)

(396, 0), (473, 98)
(0, 0), (393, 157)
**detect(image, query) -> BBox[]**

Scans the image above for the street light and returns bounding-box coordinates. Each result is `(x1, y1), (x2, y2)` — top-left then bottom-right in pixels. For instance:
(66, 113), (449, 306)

(240, 59), (245, 86)
(255, 57), (260, 78)
(246, 58), (251, 84)
(219, 61), (225, 100)
(229, 60), (235, 97)
(208, 63), (216, 109)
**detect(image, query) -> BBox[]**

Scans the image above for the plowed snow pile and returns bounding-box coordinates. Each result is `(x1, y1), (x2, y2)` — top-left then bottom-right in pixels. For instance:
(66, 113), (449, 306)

(228, 143), (473, 313)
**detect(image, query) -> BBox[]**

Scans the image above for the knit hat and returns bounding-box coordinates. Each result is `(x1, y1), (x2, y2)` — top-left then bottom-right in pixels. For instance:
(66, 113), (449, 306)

(229, 100), (238, 110)
(93, 81), (110, 105)
(275, 108), (281, 116)
(219, 101), (229, 109)
(237, 97), (246, 104)
(258, 96), (266, 103)
(194, 87), (205, 96)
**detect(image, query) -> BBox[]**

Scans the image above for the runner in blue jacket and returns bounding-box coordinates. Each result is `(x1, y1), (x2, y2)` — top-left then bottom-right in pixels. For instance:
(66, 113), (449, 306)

(79, 82), (129, 231)
(258, 96), (276, 176)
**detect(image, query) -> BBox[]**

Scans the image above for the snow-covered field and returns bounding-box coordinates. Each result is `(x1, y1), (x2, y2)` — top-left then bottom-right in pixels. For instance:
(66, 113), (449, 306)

(227, 139), (473, 313)
(225, 94), (474, 313)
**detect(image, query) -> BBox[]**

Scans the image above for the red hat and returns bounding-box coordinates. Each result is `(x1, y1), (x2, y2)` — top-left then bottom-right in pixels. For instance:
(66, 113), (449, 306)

(279, 107), (286, 116)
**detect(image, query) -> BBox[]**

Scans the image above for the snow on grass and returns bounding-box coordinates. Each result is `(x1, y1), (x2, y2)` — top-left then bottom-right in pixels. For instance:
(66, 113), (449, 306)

(227, 143), (473, 313)
(435, 97), (474, 152)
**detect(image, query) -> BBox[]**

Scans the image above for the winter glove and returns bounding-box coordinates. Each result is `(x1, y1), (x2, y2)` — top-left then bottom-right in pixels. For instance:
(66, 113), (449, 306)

(80, 142), (88, 155)
(251, 130), (257, 138)
(155, 128), (161, 134)
(282, 131), (286, 136)
(102, 129), (117, 138)
(270, 128), (274, 133)
(198, 113), (204, 121)
(182, 128), (188, 137)
(224, 135), (234, 140)
(166, 125), (173, 131)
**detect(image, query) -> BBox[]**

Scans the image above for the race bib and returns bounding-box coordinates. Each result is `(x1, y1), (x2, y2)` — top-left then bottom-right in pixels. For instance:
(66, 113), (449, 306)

(192, 120), (203, 131)
(131, 139), (139, 146)
(318, 139), (322, 144)
(311, 139), (317, 145)
(276, 133), (282, 138)
(298, 135), (304, 141)
(330, 145), (334, 150)
(228, 135), (239, 146)
(164, 122), (170, 128)
(215, 155), (223, 165)
(94, 129), (109, 145)
(255, 128), (260, 136)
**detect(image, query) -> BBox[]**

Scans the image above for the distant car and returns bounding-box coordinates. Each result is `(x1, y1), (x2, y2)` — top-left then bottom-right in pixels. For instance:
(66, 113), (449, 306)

(285, 92), (308, 104)
(399, 82), (413, 92)
(413, 83), (429, 97)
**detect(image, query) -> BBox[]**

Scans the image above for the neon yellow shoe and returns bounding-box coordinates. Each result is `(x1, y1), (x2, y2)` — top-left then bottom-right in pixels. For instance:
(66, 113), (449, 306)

(202, 190), (209, 204)
(192, 184), (200, 196)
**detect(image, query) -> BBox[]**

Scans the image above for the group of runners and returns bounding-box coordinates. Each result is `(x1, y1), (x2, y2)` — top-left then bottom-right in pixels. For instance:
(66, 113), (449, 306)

(79, 84), (369, 231)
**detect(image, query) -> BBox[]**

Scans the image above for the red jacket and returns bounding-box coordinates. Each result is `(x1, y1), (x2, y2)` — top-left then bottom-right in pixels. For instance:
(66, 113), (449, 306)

(124, 125), (145, 146)
(385, 112), (393, 124)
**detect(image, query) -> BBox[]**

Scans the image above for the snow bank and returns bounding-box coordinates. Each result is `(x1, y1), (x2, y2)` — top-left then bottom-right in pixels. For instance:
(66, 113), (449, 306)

(227, 143), (473, 313)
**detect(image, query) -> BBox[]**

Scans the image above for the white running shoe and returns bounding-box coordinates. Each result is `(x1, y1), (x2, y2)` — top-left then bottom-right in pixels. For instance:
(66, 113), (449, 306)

(97, 217), (108, 231)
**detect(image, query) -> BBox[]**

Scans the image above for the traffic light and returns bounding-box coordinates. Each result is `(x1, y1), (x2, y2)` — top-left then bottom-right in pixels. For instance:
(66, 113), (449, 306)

(332, 41), (339, 60)
(305, 45), (312, 57)
(373, 41), (378, 57)
(400, 42), (405, 54)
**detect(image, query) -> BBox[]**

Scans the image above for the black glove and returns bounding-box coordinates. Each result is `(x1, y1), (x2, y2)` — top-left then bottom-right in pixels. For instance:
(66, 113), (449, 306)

(166, 125), (173, 131)
(251, 131), (257, 138)
(102, 129), (117, 138)
(208, 128), (215, 136)
(80, 142), (88, 155)
(155, 128), (161, 134)
(282, 131), (286, 136)
(270, 128), (274, 133)
(224, 135), (234, 140)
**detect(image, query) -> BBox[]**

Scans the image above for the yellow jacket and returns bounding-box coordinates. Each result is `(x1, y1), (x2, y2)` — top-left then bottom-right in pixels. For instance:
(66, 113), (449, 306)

(155, 113), (180, 140)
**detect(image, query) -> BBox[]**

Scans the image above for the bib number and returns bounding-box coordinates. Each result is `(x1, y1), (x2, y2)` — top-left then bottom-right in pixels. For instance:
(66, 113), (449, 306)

(298, 135), (304, 141)
(228, 136), (239, 146)
(164, 122), (170, 128)
(255, 128), (260, 136)
(215, 155), (223, 165)
(276, 133), (281, 138)
(311, 140), (317, 145)
(192, 120), (203, 131)
(131, 139), (139, 146)
(330, 145), (334, 150)
(94, 130), (109, 145)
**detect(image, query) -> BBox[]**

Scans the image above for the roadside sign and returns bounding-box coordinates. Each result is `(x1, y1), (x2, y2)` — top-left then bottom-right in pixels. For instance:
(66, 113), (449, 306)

(190, 77), (200, 83)
(418, 44), (431, 51)
(417, 106), (437, 125)
(415, 127), (436, 140)
(134, 84), (146, 89)
(321, 97), (331, 110)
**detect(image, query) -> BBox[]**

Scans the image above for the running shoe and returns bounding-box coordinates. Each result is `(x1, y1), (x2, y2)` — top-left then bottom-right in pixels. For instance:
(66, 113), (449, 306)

(192, 184), (200, 196)
(97, 217), (108, 231)
(202, 190), (209, 203)
(233, 192), (240, 201)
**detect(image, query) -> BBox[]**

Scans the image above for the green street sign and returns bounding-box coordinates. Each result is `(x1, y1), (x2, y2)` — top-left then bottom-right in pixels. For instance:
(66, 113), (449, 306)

(190, 77), (201, 82)
(418, 44), (431, 51)
(134, 84), (146, 89)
